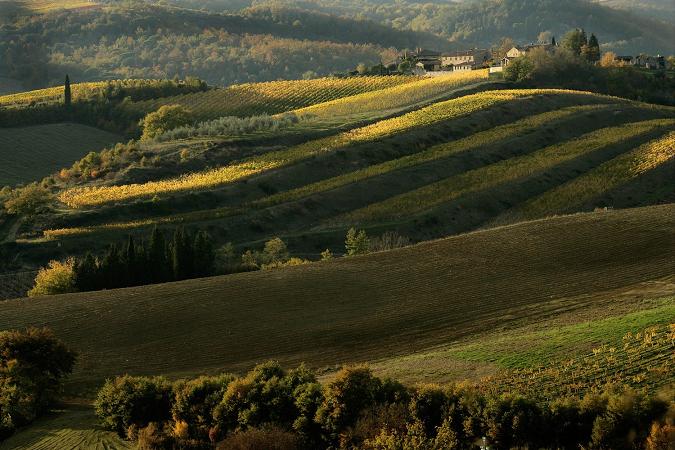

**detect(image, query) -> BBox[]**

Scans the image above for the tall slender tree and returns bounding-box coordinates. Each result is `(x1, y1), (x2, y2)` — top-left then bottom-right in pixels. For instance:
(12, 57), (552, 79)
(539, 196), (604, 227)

(148, 226), (167, 282)
(64, 75), (72, 107)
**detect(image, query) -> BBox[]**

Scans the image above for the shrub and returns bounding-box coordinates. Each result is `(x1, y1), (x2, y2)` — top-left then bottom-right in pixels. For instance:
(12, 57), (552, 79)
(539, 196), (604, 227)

(172, 374), (235, 440)
(137, 422), (174, 450)
(215, 426), (300, 450)
(315, 366), (383, 442)
(94, 375), (173, 435)
(140, 104), (192, 140)
(212, 362), (317, 437)
(368, 231), (410, 253)
(3, 183), (52, 216)
(28, 258), (77, 297)
(345, 228), (370, 256)
(0, 327), (76, 438)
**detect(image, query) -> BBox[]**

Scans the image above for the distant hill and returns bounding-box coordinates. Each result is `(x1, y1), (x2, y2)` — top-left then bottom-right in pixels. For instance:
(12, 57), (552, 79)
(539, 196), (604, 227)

(0, 1), (446, 91)
(198, 0), (675, 55)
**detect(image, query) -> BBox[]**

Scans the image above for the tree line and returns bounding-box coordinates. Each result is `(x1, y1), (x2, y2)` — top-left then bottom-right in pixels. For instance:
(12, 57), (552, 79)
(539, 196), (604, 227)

(28, 227), (216, 296)
(95, 362), (674, 450)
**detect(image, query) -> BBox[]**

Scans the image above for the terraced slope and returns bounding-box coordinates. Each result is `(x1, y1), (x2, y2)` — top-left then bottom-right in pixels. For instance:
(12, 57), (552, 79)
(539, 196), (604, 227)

(55, 89), (611, 208)
(41, 89), (675, 252)
(127, 75), (421, 121)
(2, 204), (673, 395)
(0, 123), (122, 186)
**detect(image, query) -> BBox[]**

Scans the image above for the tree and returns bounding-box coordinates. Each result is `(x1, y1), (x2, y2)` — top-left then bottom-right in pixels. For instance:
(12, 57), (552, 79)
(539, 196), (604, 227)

(562, 28), (588, 56)
(356, 63), (369, 75)
(537, 31), (553, 44)
(552, 36), (557, 47)
(582, 34), (601, 63)
(148, 227), (167, 282)
(140, 104), (192, 140)
(3, 184), (52, 217)
(172, 227), (192, 280)
(263, 237), (289, 264)
(345, 228), (370, 256)
(64, 74), (72, 107)
(28, 259), (77, 297)
(0, 327), (76, 427)
(503, 55), (535, 82)
(73, 253), (98, 292)
(494, 37), (516, 59)
(315, 366), (382, 442)
(600, 52), (619, 68)
(193, 230), (215, 277)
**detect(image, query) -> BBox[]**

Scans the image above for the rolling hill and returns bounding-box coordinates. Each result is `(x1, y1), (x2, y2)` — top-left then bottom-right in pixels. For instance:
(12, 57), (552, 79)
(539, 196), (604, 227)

(21, 82), (673, 270)
(1, 204), (673, 397)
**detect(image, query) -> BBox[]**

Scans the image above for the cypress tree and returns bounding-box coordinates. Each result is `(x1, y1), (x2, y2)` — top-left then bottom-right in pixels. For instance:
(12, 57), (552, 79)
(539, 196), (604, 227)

(74, 253), (97, 292)
(124, 235), (137, 286)
(172, 227), (190, 280)
(101, 244), (122, 288)
(551, 36), (556, 46)
(193, 230), (215, 277)
(586, 34), (601, 63)
(148, 226), (167, 282)
(64, 75), (72, 107)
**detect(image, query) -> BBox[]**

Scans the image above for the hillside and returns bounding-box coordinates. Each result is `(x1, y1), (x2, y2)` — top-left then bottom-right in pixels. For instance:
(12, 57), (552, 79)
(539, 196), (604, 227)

(0, 204), (672, 397)
(0, 123), (122, 186)
(204, 0), (675, 54)
(14, 84), (673, 272)
(0, 1), (444, 91)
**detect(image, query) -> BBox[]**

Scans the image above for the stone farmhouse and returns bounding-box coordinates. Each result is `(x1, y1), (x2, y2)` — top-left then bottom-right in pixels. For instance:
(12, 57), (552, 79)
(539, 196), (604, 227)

(388, 48), (490, 75)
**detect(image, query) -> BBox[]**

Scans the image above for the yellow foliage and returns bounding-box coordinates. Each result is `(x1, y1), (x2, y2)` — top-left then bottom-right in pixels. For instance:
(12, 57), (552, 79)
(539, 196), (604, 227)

(172, 420), (189, 439)
(27, 258), (76, 297)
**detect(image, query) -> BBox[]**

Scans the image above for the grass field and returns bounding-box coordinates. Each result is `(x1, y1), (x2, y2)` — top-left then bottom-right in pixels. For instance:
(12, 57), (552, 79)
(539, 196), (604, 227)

(2, 204), (673, 397)
(0, 123), (122, 186)
(0, 403), (132, 450)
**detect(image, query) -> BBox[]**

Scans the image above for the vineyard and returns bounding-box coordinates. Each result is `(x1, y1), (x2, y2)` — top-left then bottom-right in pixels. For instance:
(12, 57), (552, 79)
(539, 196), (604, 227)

(335, 118), (675, 225)
(0, 123), (122, 186)
(56, 89), (611, 208)
(1, 0), (100, 14)
(127, 75), (420, 121)
(512, 131), (675, 220)
(484, 322), (674, 400)
(0, 82), (106, 109)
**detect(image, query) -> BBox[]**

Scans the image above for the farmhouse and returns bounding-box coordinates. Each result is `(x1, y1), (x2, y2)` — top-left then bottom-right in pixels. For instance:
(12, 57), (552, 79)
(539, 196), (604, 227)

(503, 42), (556, 66)
(399, 48), (489, 75)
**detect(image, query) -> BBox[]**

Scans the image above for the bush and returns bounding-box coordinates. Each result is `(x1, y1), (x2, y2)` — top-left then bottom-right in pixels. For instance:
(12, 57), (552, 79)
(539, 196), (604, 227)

(215, 426), (300, 450)
(28, 258), (77, 297)
(140, 104), (192, 140)
(172, 374), (235, 441)
(345, 228), (370, 256)
(0, 327), (76, 438)
(3, 183), (52, 216)
(94, 375), (173, 435)
(315, 366), (383, 442)
(212, 362), (317, 438)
